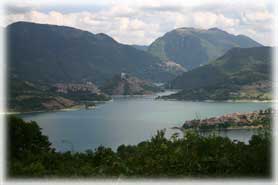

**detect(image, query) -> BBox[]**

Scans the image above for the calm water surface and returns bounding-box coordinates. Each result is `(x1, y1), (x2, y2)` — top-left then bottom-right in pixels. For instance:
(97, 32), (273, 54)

(21, 91), (271, 152)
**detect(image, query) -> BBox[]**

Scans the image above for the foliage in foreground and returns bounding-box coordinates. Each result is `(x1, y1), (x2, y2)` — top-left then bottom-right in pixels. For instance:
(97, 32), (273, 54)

(7, 116), (271, 178)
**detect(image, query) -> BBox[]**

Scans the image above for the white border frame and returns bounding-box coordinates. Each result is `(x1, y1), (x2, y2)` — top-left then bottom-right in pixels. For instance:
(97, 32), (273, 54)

(0, 0), (277, 184)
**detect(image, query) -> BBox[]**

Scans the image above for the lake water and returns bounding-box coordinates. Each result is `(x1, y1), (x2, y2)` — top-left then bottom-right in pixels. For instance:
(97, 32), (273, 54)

(21, 91), (271, 152)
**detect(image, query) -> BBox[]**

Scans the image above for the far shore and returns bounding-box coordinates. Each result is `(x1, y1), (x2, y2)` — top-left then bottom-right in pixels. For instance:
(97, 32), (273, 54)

(171, 108), (271, 132)
(4, 104), (85, 115)
(172, 125), (265, 132)
(156, 97), (273, 103)
(4, 98), (116, 115)
(5, 96), (272, 115)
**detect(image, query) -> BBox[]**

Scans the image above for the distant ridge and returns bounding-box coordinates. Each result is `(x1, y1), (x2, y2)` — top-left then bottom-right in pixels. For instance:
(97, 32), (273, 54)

(170, 46), (271, 89)
(159, 46), (272, 101)
(7, 21), (175, 85)
(148, 27), (262, 70)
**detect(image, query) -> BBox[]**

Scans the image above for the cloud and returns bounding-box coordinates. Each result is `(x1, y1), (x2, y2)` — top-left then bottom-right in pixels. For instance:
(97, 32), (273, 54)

(242, 11), (273, 22)
(3, 0), (275, 46)
(192, 12), (240, 28)
(5, 5), (32, 14)
(140, 5), (184, 13)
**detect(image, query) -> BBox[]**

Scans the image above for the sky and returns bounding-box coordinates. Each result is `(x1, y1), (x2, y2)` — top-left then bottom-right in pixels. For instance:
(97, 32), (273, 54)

(2, 0), (276, 46)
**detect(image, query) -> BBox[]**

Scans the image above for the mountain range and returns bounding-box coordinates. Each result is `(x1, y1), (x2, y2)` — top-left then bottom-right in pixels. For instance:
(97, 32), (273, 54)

(170, 46), (271, 89)
(7, 22), (175, 85)
(160, 46), (272, 101)
(6, 21), (270, 111)
(7, 22), (263, 86)
(148, 27), (262, 70)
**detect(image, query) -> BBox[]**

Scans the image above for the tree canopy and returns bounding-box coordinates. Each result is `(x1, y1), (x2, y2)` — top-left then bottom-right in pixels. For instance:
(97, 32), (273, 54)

(7, 116), (271, 178)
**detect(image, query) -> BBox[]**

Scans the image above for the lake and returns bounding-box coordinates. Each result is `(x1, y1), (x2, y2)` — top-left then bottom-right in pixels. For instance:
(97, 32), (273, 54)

(21, 91), (271, 152)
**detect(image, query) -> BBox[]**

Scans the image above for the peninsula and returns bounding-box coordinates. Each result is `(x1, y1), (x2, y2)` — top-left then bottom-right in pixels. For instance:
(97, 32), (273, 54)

(179, 109), (271, 131)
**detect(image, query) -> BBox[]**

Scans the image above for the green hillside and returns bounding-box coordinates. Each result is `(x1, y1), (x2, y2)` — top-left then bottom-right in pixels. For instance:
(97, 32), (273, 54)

(159, 47), (272, 101)
(7, 22), (175, 85)
(7, 79), (110, 112)
(148, 27), (262, 70)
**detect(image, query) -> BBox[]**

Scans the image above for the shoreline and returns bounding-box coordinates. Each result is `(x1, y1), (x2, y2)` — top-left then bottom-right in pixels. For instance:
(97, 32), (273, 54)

(173, 109), (271, 132)
(5, 96), (272, 115)
(5, 104), (86, 115)
(5, 98), (117, 115)
(172, 126), (265, 132)
(156, 98), (273, 103)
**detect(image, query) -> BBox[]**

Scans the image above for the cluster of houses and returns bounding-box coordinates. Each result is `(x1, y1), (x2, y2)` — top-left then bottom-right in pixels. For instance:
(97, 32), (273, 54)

(54, 82), (100, 94)
(183, 111), (266, 128)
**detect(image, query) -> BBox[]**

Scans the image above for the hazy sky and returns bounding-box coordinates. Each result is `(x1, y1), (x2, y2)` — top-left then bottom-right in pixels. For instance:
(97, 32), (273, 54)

(3, 0), (275, 46)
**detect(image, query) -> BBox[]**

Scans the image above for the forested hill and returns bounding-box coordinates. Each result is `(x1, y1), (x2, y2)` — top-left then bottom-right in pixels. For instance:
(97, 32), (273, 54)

(7, 79), (111, 112)
(148, 27), (262, 70)
(159, 47), (272, 101)
(7, 21), (175, 85)
(7, 116), (271, 178)
(170, 46), (272, 89)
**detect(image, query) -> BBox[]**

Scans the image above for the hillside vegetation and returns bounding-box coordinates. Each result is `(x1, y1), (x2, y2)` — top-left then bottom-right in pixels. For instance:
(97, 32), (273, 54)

(7, 116), (271, 178)
(7, 79), (110, 112)
(101, 74), (161, 95)
(148, 27), (262, 70)
(159, 47), (272, 101)
(7, 22), (175, 85)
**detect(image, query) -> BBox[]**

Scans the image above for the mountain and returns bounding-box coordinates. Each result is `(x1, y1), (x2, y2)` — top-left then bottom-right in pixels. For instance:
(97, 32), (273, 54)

(148, 27), (262, 70)
(130, 44), (186, 75)
(7, 22), (175, 85)
(159, 47), (272, 101)
(101, 73), (161, 95)
(170, 46), (271, 89)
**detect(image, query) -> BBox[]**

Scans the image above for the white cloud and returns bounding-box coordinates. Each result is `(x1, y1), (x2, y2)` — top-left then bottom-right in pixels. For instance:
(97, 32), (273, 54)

(242, 10), (273, 22)
(192, 12), (239, 29)
(3, 0), (275, 45)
